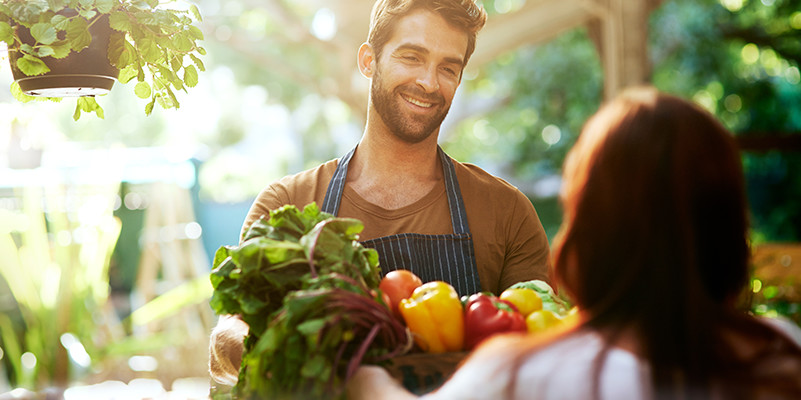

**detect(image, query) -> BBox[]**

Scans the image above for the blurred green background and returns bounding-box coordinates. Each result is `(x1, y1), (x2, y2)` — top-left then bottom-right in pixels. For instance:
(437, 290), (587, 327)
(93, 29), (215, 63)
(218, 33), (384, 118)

(1, 0), (799, 397)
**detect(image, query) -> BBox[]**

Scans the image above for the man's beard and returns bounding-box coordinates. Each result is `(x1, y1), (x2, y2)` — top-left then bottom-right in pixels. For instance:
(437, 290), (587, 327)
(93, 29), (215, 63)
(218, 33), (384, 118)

(370, 68), (451, 144)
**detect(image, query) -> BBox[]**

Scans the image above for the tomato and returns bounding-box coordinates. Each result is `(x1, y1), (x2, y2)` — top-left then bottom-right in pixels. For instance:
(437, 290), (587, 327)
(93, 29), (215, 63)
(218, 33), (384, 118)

(370, 289), (393, 311)
(379, 269), (423, 319)
(499, 288), (542, 317)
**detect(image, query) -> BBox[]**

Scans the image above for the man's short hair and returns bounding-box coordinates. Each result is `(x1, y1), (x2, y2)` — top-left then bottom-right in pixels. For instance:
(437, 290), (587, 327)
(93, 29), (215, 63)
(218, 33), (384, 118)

(367, 0), (487, 70)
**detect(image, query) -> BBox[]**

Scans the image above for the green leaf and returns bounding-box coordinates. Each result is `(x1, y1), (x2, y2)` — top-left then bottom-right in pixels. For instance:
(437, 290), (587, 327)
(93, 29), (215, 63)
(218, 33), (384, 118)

(16, 54), (50, 76)
(50, 15), (69, 30)
(137, 37), (161, 63)
(296, 318), (325, 336)
(95, 0), (114, 14)
(188, 25), (204, 41)
(35, 46), (55, 58)
(154, 93), (170, 109)
(183, 64), (198, 87)
(173, 32), (193, 52)
(189, 5), (202, 22)
(169, 55), (182, 72)
(189, 54), (205, 71)
(78, 0), (95, 8)
(300, 354), (327, 378)
(165, 86), (179, 108)
(10, 82), (36, 103)
(73, 104), (81, 120)
(31, 23), (57, 45)
(79, 9), (97, 20)
(19, 44), (34, 55)
(0, 22), (13, 44)
(45, 0), (68, 12)
(172, 78), (184, 91)
(134, 81), (151, 98)
(107, 32), (134, 68)
(73, 96), (104, 121)
(47, 41), (70, 58)
(109, 11), (132, 32)
(66, 17), (92, 51)
(144, 97), (155, 115)
(118, 65), (137, 83)
(156, 64), (177, 82)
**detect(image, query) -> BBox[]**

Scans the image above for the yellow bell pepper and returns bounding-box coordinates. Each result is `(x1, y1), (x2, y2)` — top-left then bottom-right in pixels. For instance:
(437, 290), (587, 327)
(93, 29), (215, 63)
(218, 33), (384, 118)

(398, 281), (464, 353)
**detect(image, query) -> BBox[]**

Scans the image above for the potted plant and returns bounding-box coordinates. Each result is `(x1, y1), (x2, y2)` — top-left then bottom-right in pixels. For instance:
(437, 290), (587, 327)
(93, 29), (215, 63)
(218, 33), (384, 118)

(0, 0), (206, 120)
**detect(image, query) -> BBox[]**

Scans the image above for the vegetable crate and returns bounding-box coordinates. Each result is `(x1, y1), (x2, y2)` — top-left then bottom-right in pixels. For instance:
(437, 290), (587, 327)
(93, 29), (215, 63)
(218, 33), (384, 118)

(383, 352), (468, 395)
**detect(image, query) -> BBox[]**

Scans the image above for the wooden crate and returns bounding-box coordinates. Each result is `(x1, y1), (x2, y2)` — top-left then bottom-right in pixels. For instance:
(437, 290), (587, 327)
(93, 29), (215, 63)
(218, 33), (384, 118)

(383, 352), (468, 395)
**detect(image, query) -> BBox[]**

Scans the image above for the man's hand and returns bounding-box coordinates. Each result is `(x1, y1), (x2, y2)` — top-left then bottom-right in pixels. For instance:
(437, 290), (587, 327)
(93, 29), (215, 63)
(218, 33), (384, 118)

(346, 365), (418, 400)
(208, 315), (249, 386)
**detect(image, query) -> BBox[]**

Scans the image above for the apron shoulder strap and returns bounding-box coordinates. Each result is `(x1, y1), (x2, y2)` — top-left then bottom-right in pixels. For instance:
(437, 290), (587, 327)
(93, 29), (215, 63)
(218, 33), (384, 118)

(438, 147), (470, 235)
(321, 147), (356, 215)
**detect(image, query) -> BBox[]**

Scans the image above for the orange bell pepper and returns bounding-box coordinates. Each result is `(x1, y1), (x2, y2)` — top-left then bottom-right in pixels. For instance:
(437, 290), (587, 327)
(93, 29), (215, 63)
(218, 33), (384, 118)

(398, 281), (464, 353)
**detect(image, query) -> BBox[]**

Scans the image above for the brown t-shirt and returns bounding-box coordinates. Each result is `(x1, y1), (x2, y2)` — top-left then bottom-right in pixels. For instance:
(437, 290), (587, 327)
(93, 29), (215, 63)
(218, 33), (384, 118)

(241, 157), (551, 295)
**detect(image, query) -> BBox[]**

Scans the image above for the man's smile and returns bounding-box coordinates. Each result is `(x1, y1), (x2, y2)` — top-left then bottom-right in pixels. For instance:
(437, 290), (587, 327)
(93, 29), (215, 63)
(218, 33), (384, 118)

(401, 93), (435, 108)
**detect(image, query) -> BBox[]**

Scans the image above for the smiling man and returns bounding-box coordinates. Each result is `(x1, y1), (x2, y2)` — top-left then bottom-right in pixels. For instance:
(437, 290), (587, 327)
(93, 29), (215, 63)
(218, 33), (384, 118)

(209, 0), (551, 386)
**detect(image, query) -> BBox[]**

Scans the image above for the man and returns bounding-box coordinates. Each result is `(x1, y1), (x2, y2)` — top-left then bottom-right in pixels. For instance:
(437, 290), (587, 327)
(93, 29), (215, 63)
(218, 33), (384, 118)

(209, 0), (551, 385)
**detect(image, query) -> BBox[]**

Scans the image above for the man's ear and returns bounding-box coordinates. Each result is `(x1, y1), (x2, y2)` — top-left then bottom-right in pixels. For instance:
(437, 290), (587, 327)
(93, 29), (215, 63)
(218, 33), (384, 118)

(357, 42), (375, 78)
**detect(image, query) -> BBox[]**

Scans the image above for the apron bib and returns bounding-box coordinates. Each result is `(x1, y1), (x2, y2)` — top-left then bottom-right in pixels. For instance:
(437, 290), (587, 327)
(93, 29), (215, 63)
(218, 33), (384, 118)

(321, 146), (481, 296)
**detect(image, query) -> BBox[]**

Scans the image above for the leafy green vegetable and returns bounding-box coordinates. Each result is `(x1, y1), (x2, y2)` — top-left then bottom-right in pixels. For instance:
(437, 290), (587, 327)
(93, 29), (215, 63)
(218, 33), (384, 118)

(210, 203), (410, 399)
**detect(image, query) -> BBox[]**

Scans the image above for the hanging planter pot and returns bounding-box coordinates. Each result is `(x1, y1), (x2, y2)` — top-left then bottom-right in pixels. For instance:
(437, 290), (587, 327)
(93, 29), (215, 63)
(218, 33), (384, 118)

(8, 12), (119, 97)
(0, 0), (206, 120)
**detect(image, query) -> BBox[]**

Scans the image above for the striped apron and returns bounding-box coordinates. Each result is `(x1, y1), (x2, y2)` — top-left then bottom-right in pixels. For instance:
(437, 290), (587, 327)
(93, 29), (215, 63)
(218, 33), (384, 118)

(321, 146), (482, 296)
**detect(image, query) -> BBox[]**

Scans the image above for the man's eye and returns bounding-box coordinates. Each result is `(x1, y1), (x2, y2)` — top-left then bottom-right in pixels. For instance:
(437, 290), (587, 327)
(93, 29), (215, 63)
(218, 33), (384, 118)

(403, 56), (419, 62)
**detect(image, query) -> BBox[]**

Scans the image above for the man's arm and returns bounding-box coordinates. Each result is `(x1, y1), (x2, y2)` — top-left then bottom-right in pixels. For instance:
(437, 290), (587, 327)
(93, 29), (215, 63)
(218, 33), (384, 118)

(208, 314), (249, 385)
(499, 191), (551, 291)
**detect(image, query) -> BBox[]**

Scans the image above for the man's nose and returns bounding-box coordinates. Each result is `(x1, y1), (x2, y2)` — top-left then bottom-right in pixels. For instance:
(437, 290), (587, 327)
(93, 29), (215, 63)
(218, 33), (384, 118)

(415, 65), (440, 93)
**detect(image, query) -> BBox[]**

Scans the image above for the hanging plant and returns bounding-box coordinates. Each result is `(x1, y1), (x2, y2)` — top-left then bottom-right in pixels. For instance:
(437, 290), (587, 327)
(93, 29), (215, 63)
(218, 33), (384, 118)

(0, 0), (206, 120)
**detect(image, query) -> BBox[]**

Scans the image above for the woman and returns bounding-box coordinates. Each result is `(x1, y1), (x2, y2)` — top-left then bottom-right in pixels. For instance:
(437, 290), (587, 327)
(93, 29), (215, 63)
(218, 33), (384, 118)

(347, 87), (801, 399)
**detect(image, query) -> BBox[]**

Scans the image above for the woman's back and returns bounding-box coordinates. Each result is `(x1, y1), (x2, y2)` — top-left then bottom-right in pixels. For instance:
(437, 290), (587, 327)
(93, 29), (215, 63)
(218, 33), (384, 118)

(427, 315), (801, 400)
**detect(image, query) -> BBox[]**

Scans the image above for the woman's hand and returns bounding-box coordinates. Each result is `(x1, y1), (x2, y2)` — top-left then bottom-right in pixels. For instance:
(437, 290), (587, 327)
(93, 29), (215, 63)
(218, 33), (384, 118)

(346, 365), (419, 400)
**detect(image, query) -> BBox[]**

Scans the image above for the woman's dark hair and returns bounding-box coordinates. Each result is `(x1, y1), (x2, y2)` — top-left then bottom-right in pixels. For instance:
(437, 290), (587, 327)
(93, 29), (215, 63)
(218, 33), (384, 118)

(366, 0), (486, 69)
(513, 86), (801, 399)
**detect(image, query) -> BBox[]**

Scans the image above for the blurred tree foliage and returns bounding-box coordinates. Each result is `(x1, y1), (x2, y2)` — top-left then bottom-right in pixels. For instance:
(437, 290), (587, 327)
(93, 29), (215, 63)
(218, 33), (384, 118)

(442, 0), (801, 244)
(649, 0), (801, 242)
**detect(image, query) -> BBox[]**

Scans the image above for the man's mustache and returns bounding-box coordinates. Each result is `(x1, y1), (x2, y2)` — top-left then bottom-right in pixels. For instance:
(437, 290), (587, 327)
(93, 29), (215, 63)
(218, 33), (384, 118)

(398, 85), (445, 105)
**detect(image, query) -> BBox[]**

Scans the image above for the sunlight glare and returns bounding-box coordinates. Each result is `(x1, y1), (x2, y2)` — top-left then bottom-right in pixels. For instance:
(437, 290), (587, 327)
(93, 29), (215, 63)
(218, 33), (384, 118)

(741, 43), (759, 64)
(312, 8), (337, 41)
(541, 125), (561, 145)
(719, 0), (744, 12)
(60, 333), (92, 368)
(785, 66), (801, 84)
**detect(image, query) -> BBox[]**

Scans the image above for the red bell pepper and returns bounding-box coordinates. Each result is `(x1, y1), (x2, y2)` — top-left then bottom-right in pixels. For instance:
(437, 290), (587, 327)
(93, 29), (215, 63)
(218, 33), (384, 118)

(463, 293), (527, 350)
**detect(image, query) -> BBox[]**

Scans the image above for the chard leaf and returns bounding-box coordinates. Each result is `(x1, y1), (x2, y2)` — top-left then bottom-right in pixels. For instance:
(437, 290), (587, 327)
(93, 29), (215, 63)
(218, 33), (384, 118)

(300, 354), (326, 378)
